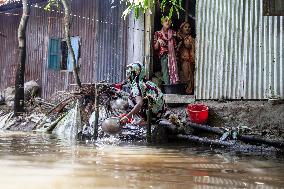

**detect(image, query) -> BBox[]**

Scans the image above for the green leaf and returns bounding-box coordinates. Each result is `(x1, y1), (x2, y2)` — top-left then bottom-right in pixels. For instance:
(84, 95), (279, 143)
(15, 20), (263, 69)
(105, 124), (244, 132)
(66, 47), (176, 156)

(120, 0), (185, 19)
(44, 0), (61, 11)
(175, 6), (180, 18)
(122, 5), (134, 19)
(134, 7), (140, 19)
(144, 0), (149, 7)
(44, 4), (51, 11)
(168, 6), (173, 19)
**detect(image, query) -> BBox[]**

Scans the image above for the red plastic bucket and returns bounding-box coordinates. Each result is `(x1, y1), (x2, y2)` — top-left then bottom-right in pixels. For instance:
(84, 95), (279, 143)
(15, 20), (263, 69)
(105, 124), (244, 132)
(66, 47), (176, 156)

(187, 104), (209, 124)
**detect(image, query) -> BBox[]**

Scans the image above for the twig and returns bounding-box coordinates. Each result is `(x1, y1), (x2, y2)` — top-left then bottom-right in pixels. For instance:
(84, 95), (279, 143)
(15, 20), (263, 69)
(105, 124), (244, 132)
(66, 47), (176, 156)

(34, 95), (79, 129)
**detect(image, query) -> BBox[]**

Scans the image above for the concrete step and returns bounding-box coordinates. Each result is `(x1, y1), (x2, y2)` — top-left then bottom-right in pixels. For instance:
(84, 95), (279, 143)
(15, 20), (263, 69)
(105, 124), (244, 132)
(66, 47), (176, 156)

(164, 94), (195, 104)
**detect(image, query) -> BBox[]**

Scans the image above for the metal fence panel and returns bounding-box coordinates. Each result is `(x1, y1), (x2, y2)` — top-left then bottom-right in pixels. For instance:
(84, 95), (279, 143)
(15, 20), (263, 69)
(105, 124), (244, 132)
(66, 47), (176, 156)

(196, 0), (284, 99)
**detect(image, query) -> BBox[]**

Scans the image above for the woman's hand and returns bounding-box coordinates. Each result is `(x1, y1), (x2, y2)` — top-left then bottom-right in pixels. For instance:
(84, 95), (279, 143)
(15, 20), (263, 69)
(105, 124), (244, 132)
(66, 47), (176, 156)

(120, 116), (129, 124)
(120, 96), (143, 124)
(158, 39), (166, 47)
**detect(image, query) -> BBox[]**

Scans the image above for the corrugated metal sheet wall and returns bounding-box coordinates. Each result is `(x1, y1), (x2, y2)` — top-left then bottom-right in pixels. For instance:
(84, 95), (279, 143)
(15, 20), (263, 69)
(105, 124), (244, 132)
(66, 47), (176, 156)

(127, 11), (145, 65)
(95, 0), (127, 82)
(0, 11), (20, 92)
(0, 0), (127, 98)
(196, 0), (284, 99)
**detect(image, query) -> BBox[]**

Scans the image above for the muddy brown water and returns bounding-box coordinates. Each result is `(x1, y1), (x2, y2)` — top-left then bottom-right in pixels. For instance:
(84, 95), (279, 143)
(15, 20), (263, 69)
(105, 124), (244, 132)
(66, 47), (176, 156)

(0, 131), (283, 189)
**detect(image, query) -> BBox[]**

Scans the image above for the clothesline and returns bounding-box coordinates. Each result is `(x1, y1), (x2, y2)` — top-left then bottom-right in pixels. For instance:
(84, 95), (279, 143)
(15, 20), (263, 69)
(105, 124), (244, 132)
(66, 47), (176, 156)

(0, 2), (150, 33)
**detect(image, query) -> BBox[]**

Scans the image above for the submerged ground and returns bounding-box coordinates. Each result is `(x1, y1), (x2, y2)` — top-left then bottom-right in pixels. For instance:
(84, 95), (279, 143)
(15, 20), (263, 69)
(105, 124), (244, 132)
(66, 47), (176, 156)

(0, 131), (283, 189)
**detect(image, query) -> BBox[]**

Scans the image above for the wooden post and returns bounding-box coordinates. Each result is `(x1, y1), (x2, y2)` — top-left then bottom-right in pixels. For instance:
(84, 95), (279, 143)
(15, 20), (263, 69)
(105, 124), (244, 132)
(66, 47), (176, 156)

(146, 101), (152, 143)
(144, 7), (155, 80)
(185, 0), (189, 22)
(93, 83), (99, 140)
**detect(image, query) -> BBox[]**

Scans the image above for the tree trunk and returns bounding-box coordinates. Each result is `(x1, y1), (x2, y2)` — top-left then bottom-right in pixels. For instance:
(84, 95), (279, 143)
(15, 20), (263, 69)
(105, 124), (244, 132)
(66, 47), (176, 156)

(61, 0), (82, 89)
(14, 0), (30, 114)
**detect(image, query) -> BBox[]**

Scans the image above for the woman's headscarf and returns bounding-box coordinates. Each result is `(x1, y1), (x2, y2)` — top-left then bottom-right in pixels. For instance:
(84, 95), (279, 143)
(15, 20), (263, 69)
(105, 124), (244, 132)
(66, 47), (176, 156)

(126, 62), (146, 82)
(178, 22), (191, 39)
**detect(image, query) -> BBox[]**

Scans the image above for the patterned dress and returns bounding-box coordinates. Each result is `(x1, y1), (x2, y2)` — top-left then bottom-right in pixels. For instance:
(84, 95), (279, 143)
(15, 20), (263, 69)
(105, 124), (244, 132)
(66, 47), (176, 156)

(154, 30), (177, 58)
(177, 35), (195, 94)
(154, 30), (179, 84)
(130, 77), (165, 120)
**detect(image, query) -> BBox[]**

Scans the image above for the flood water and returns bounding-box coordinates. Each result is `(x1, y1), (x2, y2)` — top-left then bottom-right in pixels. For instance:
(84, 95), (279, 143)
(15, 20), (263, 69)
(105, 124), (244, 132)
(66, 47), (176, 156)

(0, 131), (283, 189)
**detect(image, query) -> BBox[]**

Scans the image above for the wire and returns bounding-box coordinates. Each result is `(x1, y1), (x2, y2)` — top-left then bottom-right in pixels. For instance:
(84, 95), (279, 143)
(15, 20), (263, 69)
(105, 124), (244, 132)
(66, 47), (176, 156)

(0, 1), (150, 33)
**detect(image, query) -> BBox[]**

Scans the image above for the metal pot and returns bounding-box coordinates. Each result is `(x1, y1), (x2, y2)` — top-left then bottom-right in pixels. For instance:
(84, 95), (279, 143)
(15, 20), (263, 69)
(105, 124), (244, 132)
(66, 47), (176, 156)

(111, 99), (129, 110)
(101, 117), (121, 135)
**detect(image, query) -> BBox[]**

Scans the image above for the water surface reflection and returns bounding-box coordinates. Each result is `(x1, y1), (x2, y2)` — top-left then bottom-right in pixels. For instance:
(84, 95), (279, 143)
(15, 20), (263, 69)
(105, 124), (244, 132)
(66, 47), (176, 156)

(0, 131), (283, 189)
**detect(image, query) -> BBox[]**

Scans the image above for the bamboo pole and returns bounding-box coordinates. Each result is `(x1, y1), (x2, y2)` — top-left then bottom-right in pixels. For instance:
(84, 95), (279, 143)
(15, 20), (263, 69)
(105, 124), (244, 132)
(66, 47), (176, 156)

(93, 83), (99, 140)
(146, 102), (152, 143)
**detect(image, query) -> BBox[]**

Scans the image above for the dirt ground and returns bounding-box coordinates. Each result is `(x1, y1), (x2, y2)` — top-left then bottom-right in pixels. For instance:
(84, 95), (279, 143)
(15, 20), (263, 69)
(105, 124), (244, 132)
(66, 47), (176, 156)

(171, 100), (284, 140)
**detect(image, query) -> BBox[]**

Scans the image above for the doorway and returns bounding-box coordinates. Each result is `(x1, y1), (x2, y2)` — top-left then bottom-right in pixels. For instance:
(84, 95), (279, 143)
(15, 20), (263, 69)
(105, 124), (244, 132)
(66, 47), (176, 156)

(152, 0), (196, 96)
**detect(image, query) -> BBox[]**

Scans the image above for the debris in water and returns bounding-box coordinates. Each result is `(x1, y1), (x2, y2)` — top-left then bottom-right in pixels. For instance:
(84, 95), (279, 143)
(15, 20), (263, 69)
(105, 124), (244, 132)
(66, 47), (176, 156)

(0, 112), (13, 129)
(52, 100), (82, 140)
(101, 117), (121, 135)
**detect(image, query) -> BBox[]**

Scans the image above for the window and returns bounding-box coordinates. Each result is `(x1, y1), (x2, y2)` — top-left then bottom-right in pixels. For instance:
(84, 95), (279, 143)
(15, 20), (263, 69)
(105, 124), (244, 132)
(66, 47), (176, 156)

(47, 36), (80, 71)
(263, 0), (284, 16)
(48, 38), (61, 70)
